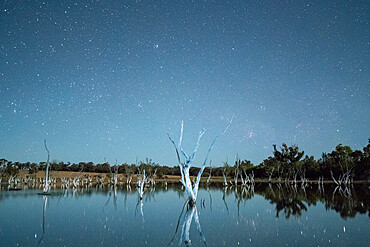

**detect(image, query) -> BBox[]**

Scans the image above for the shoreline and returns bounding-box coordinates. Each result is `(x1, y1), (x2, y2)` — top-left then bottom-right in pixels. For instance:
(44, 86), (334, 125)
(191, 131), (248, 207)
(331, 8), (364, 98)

(7, 170), (367, 185)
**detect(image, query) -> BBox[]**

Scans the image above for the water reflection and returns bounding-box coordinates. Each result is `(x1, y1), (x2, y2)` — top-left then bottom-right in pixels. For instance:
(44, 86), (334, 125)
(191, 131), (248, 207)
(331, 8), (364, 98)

(234, 184), (255, 219)
(0, 183), (370, 218)
(0, 182), (369, 246)
(263, 183), (308, 218)
(37, 195), (48, 247)
(326, 184), (370, 218)
(135, 199), (145, 222)
(1, 183), (369, 219)
(245, 182), (370, 219)
(169, 202), (206, 247)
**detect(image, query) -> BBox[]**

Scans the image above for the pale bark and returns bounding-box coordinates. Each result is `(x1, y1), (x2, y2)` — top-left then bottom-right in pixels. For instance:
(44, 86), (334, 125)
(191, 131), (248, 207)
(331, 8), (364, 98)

(168, 117), (233, 205)
(138, 169), (146, 199)
(43, 140), (50, 193)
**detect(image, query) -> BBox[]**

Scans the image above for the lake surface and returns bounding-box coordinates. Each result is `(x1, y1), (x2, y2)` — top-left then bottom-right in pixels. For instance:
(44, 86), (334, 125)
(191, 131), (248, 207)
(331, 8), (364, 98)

(0, 183), (369, 247)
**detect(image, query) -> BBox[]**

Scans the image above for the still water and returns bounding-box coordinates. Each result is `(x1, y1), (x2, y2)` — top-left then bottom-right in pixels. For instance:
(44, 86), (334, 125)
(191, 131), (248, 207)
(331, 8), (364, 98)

(0, 183), (369, 247)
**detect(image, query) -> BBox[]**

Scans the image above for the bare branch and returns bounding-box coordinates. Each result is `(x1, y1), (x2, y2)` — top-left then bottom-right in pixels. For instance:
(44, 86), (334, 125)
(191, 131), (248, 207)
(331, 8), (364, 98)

(189, 129), (206, 162)
(167, 133), (181, 165)
(201, 115), (234, 167)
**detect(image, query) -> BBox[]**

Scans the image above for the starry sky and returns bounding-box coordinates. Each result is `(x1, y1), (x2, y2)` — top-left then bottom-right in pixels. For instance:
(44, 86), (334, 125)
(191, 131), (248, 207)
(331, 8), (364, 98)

(0, 0), (369, 166)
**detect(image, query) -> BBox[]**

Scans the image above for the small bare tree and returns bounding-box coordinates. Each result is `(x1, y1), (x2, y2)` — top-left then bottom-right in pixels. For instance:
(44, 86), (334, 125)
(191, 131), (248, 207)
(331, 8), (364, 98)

(110, 159), (119, 187)
(137, 169), (146, 200)
(222, 161), (230, 187)
(43, 140), (50, 193)
(125, 165), (133, 184)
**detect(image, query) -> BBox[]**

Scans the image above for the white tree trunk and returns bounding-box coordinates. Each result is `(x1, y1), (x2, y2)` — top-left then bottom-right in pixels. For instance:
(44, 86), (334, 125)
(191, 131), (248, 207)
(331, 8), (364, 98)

(223, 173), (228, 187)
(43, 140), (50, 193)
(138, 170), (146, 199)
(168, 117), (233, 205)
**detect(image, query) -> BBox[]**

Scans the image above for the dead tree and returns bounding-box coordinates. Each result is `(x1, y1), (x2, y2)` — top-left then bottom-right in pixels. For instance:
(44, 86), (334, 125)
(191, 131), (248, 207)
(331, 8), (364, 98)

(168, 117), (233, 206)
(137, 169), (146, 200)
(43, 140), (50, 193)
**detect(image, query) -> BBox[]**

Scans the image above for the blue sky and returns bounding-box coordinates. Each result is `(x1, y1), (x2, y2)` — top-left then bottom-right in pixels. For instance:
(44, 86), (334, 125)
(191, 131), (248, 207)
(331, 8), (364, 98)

(0, 0), (369, 166)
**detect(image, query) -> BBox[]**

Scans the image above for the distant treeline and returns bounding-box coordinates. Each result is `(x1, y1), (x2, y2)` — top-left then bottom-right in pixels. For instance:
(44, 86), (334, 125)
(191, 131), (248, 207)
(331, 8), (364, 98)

(1, 139), (369, 180)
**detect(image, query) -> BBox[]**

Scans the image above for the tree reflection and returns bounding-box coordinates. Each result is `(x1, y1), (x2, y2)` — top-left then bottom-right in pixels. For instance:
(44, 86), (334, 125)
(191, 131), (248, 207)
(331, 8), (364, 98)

(324, 184), (370, 218)
(104, 183), (369, 219)
(235, 184), (254, 219)
(262, 184), (308, 218)
(135, 199), (144, 222)
(28, 182), (370, 224)
(275, 197), (307, 218)
(169, 201), (206, 247)
(37, 195), (48, 247)
(255, 183), (370, 219)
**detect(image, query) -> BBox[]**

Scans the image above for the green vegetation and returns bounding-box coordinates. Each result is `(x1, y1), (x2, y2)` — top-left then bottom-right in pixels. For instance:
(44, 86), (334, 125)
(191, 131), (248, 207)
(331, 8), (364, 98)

(1, 139), (369, 182)
(258, 138), (370, 181)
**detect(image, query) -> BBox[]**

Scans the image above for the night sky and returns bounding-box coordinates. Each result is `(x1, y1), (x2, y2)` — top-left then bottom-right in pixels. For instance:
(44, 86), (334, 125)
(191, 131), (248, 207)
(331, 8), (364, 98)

(1, 1), (369, 166)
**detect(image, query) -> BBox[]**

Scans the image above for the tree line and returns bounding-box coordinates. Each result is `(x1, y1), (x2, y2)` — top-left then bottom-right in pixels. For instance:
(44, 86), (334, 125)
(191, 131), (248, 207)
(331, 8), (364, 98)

(1, 139), (369, 181)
